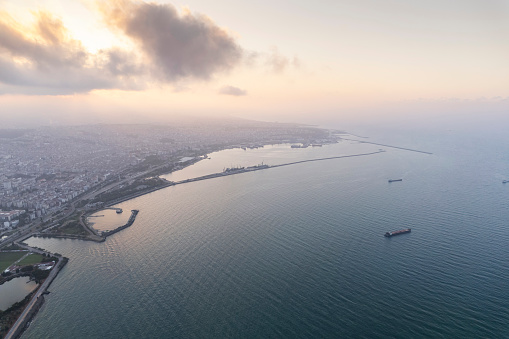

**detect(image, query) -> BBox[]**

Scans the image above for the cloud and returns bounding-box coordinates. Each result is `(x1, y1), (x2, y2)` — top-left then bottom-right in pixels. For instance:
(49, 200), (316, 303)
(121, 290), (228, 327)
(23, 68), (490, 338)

(0, 2), (243, 95)
(98, 0), (243, 81)
(265, 46), (301, 73)
(0, 10), (142, 94)
(0, 2), (297, 95)
(219, 85), (247, 96)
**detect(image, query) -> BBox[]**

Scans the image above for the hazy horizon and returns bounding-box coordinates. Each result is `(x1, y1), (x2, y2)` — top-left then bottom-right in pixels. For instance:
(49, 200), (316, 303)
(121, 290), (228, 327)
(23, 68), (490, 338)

(1, 3), (509, 336)
(0, 0), (507, 129)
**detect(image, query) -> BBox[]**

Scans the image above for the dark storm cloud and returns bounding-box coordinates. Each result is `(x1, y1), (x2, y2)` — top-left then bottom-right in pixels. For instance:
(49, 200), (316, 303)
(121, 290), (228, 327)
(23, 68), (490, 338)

(218, 85), (247, 96)
(100, 0), (243, 81)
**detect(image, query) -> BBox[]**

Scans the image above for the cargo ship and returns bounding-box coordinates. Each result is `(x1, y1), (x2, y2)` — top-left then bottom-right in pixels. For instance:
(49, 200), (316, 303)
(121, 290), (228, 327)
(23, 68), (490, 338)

(388, 179), (402, 183)
(384, 228), (411, 237)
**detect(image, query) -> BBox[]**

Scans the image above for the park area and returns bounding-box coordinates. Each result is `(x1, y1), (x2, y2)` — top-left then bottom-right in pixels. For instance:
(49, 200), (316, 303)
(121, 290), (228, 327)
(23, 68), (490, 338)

(0, 252), (45, 272)
(0, 252), (27, 272)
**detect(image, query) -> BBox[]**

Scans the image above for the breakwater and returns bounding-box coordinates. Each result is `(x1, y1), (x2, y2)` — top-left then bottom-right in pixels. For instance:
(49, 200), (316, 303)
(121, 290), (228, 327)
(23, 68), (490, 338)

(99, 150), (388, 206)
(81, 150), (387, 241)
(83, 151), (385, 241)
(101, 210), (139, 237)
(341, 138), (433, 154)
(175, 150), (385, 185)
(271, 150), (386, 168)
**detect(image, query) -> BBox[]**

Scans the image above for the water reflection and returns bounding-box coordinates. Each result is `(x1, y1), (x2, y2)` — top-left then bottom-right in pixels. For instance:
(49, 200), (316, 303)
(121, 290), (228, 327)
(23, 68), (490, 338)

(87, 209), (131, 232)
(0, 276), (38, 311)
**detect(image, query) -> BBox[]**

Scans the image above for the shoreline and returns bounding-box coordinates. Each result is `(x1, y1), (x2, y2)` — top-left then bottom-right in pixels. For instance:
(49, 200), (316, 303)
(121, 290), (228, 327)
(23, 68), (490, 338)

(82, 148), (388, 238)
(5, 142), (395, 337)
(4, 251), (68, 339)
(2, 138), (345, 338)
(34, 209), (140, 243)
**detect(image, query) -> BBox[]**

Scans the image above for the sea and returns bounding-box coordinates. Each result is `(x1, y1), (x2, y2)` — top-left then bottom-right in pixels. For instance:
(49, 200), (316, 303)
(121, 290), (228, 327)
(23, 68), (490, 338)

(22, 121), (509, 338)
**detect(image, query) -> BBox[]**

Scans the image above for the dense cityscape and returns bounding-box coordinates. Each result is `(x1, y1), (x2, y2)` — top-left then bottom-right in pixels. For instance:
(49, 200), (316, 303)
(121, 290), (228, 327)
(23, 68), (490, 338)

(0, 119), (335, 238)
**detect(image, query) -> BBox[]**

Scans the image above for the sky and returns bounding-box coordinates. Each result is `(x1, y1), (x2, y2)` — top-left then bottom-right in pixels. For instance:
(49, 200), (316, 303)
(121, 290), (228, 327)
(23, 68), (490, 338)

(0, 0), (508, 127)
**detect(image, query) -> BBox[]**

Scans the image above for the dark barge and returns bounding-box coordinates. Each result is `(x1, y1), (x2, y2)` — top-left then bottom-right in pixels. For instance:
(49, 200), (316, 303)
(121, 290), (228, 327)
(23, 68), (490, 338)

(384, 228), (411, 237)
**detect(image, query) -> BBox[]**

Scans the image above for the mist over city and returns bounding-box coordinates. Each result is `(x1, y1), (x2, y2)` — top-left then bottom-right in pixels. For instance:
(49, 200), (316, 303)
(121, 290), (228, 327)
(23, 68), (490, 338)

(1, 1), (508, 338)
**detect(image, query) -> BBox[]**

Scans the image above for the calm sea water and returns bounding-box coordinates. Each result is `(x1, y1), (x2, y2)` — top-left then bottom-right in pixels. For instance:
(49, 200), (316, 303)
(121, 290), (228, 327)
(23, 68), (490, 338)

(0, 276), (37, 311)
(23, 126), (509, 338)
(87, 209), (132, 232)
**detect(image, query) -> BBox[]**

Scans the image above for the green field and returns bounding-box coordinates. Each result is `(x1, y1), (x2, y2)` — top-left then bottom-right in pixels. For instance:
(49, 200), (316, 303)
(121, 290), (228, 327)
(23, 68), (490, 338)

(0, 251), (28, 271)
(59, 221), (87, 235)
(18, 253), (45, 266)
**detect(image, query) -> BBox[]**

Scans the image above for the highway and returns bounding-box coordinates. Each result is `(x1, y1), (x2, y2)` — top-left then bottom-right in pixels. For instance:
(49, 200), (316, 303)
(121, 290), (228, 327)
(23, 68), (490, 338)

(1, 150), (392, 249)
(0, 162), (173, 248)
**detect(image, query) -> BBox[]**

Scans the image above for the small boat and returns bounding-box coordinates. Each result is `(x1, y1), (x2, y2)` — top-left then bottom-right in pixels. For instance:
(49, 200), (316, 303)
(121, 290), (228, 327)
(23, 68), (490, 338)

(503, 180), (509, 184)
(384, 228), (411, 237)
(388, 179), (403, 183)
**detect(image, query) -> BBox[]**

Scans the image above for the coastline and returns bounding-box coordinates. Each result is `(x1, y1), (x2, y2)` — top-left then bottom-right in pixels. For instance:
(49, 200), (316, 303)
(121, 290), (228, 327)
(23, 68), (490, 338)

(3, 252), (68, 339)
(81, 147), (388, 238)
(5, 140), (354, 337)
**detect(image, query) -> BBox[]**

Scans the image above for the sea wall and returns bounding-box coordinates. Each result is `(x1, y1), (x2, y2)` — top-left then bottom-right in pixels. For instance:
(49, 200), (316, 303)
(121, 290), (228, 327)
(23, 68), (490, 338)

(5, 257), (68, 339)
(8, 294), (45, 339)
(101, 210), (139, 238)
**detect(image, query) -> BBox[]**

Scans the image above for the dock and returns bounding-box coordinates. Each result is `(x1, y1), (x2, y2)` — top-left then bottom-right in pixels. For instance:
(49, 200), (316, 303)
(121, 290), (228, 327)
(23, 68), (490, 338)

(104, 207), (123, 213)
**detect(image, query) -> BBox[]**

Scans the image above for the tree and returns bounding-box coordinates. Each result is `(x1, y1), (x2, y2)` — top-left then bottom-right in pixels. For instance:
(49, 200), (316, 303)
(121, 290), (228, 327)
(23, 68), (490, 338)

(32, 268), (50, 281)
(20, 265), (33, 272)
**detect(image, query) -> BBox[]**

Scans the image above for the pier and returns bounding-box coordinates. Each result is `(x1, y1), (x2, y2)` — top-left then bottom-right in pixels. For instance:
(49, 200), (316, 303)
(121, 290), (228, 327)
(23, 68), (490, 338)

(104, 207), (123, 213)
(341, 138), (433, 155)
(270, 150), (385, 169)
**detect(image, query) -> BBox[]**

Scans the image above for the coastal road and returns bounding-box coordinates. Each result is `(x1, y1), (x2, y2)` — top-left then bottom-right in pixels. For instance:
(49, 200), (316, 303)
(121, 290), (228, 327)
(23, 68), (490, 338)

(15, 243), (47, 255)
(78, 213), (103, 240)
(2, 151), (387, 248)
(4, 255), (64, 339)
(1, 161), (177, 249)
(80, 163), (172, 202)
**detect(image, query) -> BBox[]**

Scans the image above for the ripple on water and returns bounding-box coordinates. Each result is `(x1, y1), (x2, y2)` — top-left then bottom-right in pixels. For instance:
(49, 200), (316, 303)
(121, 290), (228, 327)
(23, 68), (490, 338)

(21, 140), (509, 338)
